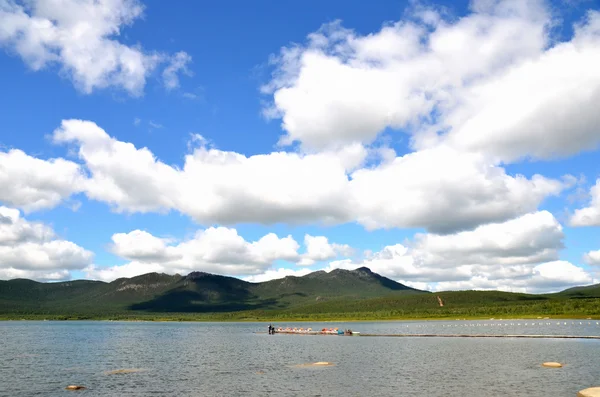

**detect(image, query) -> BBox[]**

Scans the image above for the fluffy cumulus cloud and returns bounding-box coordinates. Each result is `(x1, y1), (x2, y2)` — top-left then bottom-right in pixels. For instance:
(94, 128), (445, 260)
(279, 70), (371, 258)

(85, 228), (357, 281)
(583, 249), (600, 266)
(571, 179), (600, 226)
(298, 234), (353, 266)
(0, 206), (93, 280)
(321, 212), (593, 293)
(51, 119), (564, 234)
(348, 146), (562, 233)
(0, 0), (191, 94)
(85, 227), (301, 281)
(263, 1), (600, 161)
(0, 148), (85, 212)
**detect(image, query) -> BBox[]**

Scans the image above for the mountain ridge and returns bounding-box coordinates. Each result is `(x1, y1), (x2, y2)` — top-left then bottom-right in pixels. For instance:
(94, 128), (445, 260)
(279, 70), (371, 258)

(0, 266), (427, 315)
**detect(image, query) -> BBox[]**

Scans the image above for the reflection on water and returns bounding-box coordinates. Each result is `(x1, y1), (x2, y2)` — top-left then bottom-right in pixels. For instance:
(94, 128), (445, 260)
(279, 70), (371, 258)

(1, 320), (599, 396)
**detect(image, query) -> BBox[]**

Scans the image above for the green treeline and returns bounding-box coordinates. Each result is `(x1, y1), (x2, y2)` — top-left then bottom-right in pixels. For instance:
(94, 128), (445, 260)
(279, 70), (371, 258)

(2, 292), (599, 322)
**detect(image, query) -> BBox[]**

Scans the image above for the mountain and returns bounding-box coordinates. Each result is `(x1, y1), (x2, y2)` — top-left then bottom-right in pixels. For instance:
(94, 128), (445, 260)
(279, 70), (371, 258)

(0, 267), (427, 316)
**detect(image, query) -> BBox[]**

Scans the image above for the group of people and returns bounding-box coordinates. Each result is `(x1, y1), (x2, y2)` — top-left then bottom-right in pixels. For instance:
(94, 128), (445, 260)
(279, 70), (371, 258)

(268, 324), (275, 335)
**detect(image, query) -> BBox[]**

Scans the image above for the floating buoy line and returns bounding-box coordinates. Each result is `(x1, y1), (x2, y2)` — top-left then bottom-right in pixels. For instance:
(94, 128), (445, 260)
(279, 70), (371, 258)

(258, 321), (600, 340)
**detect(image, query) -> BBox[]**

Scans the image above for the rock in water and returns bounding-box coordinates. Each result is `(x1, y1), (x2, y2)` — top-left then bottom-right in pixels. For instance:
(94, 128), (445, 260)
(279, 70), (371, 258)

(578, 387), (600, 397)
(292, 361), (335, 368)
(65, 385), (86, 390)
(542, 362), (563, 368)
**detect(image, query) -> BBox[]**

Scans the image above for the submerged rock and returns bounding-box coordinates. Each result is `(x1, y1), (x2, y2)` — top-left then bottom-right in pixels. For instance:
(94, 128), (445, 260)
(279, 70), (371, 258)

(65, 385), (86, 390)
(292, 361), (335, 368)
(578, 387), (600, 397)
(542, 362), (563, 368)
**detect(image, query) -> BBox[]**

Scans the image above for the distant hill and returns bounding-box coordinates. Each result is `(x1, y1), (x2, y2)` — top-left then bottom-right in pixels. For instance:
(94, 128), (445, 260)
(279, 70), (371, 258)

(0, 267), (427, 316)
(556, 283), (600, 298)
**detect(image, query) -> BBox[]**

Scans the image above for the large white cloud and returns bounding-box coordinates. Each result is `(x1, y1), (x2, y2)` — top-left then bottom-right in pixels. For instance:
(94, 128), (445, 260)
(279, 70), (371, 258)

(87, 228), (357, 281)
(263, 1), (600, 162)
(0, 149), (85, 212)
(86, 227), (302, 282)
(443, 10), (600, 162)
(317, 211), (593, 293)
(0, 206), (93, 280)
(52, 119), (564, 233)
(262, 0), (549, 150)
(348, 146), (562, 233)
(0, 0), (191, 95)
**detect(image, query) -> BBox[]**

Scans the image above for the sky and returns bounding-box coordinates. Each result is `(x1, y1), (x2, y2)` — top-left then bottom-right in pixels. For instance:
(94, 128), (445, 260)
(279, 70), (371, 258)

(1, 0), (600, 293)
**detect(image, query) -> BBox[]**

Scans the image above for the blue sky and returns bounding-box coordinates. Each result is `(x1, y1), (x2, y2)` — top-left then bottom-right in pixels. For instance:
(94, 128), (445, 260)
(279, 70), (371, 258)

(1, 0), (600, 292)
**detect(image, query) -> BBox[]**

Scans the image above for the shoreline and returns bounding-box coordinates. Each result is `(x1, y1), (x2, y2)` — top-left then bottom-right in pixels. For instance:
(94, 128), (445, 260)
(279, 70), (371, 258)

(1, 314), (599, 322)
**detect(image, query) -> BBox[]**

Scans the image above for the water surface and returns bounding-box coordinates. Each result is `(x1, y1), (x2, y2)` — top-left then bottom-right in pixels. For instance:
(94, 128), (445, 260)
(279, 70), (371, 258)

(1, 320), (599, 396)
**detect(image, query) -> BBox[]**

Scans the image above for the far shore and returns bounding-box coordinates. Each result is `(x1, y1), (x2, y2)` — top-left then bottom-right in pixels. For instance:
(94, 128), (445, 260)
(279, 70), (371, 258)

(1, 314), (599, 323)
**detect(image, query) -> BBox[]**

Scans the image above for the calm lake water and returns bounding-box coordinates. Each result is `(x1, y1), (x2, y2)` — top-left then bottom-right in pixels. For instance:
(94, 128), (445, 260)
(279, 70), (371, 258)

(1, 320), (600, 396)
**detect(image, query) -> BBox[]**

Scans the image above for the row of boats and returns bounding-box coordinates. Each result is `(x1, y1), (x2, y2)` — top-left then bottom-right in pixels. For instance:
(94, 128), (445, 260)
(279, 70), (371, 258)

(273, 327), (360, 336)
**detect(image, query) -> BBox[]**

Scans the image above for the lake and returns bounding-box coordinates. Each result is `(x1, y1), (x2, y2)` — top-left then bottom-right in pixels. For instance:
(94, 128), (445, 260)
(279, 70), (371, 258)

(1, 320), (599, 396)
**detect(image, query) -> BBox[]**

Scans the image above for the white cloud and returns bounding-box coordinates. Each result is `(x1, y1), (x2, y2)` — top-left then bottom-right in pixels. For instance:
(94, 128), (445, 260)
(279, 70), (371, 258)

(435, 261), (593, 293)
(583, 249), (600, 266)
(262, 2), (600, 164)
(262, 0), (551, 151)
(0, 0), (189, 95)
(0, 206), (93, 280)
(442, 11), (600, 162)
(571, 178), (600, 226)
(91, 229), (354, 281)
(243, 267), (312, 283)
(163, 51), (192, 90)
(110, 230), (180, 262)
(87, 227), (301, 281)
(0, 148), (84, 212)
(0, 267), (70, 281)
(409, 211), (564, 268)
(84, 261), (165, 282)
(298, 234), (353, 266)
(52, 119), (359, 223)
(52, 119), (564, 233)
(319, 211), (593, 293)
(348, 146), (563, 233)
